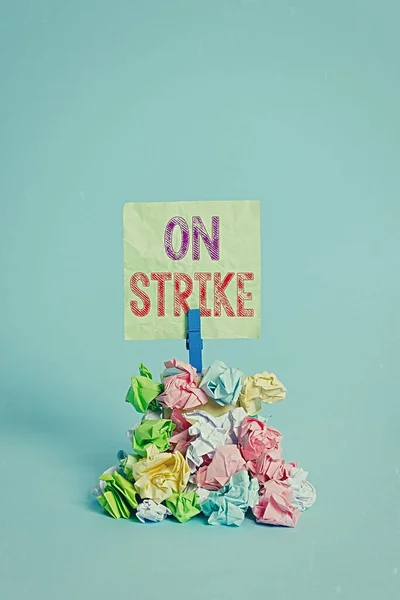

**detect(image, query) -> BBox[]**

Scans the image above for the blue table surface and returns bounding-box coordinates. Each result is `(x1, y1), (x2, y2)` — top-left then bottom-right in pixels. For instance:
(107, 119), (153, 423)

(1, 1), (399, 599)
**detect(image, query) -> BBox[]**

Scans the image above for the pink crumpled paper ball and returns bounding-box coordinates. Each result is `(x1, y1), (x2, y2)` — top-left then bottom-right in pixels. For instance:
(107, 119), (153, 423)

(247, 454), (296, 484)
(238, 417), (283, 462)
(157, 359), (208, 411)
(169, 409), (194, 456)
(252, 480), (300, 527)
(196, 445), (246, 491)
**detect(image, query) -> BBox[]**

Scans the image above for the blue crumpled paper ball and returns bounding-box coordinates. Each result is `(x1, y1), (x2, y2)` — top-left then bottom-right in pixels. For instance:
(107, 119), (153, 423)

(199, 359), (243, 406)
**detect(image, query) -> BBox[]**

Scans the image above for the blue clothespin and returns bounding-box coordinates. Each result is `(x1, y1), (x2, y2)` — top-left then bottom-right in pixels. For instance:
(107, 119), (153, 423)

(186, 308), (203, 373)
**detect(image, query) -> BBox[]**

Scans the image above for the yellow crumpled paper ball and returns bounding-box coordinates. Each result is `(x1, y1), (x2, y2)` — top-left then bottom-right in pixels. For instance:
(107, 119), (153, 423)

(239, 371), (287, 415)
(130, 450), (190, 503)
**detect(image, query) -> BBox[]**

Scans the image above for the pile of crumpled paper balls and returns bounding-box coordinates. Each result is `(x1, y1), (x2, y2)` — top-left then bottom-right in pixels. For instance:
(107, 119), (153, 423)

(92, 359), (316, 526)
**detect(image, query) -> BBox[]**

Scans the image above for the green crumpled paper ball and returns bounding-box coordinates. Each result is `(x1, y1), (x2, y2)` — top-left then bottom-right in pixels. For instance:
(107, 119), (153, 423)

(132, 418), (176, 457)
(165, 492), (201, 523)
(118, 452), (140, 480)
(125, 363), (164, 414)
(97, 471), (138, 519)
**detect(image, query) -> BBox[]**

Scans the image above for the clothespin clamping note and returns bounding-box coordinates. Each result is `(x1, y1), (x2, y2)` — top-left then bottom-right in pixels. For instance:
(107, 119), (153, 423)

(186, 309), (203, 373)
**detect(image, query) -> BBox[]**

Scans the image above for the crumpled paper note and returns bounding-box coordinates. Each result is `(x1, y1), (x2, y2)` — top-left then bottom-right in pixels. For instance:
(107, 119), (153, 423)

(239, 371), (286, 415)
(169, 409), (194, 455)
(199, 360), (243, 406)
(197, 445), (246, 490)
(130, 451), (190, 503)
(169, 428), (193, 456)
(287, 467), (316, 511)
(247, 454), (296, 484)
(201, 470), (259, 526)
(185, 407), (247, 471)
(125, 363), (164, 413)
(157, 359), (208, 411)
(252, 480), (300, 527)
(170, 409), (191, 432)
(95, 469), (138, 519)
(142, 403), (164, 420)
(194, 399), (234, 418)
(184, 481), (210, 504)
(136, 499), (171, 523)
(119, 453), (140, 480)
(238, 417), (283, 461)
(132, 419), (175, 457)
(92, 465), (118, 496)
(165, 492), (201, 523)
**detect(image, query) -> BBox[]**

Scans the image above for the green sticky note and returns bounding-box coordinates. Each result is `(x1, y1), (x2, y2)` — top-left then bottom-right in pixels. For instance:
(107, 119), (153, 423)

(138, 363), (152, 379)
(123, 201), (261, 340)
(125, 363), (163, 413)
(97, 471), (138, 519)
(132, 419), (175, 457)
(165, 492), (201, 523)
(119, 453), (141, 480)
(98, 489), (131, 519)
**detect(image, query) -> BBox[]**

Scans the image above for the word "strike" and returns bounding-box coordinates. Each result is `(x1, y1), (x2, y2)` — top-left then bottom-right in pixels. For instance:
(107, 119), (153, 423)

(130, 272), (254, 317)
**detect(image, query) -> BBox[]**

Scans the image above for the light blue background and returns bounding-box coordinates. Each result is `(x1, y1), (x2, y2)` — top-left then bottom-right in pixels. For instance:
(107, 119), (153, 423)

(1, 1), (399, 599)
